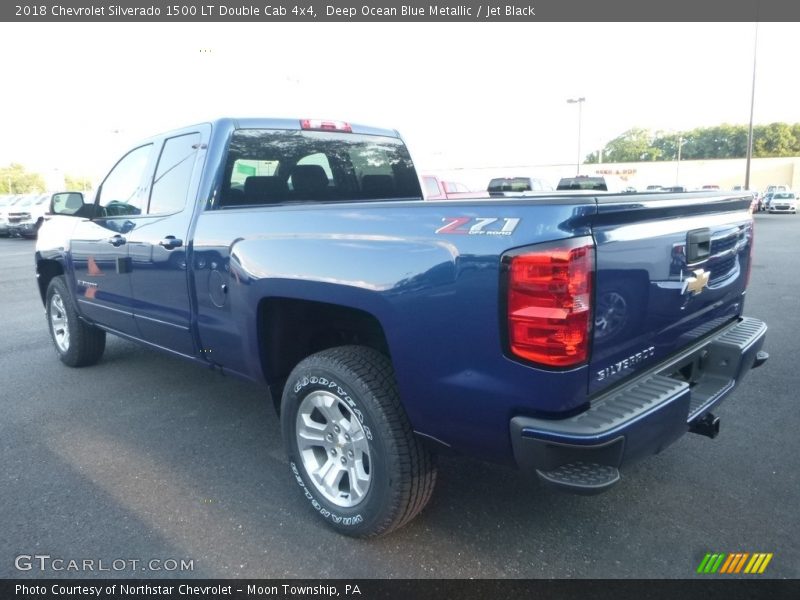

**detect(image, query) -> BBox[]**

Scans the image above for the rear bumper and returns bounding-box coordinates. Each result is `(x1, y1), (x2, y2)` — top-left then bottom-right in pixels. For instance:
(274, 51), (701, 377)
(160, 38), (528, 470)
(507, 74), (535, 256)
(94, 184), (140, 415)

(510, 317), (767, 493)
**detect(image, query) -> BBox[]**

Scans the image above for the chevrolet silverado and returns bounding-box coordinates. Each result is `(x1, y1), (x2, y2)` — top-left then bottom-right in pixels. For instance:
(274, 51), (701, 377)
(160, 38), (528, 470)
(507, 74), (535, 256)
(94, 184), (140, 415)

(36, 118), (768, 537)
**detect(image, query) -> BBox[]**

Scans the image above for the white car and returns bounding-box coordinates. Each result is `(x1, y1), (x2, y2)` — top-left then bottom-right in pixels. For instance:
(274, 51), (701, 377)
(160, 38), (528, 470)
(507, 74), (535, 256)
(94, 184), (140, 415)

(6, 193), (50, 237)
(768, 191), (797, 214)
(765, 184), (789, 195)
(0, 195), (25, 236)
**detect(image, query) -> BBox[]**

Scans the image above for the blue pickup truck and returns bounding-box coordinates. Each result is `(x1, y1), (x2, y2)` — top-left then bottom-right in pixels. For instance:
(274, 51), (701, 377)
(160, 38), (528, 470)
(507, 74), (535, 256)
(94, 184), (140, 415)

(36, 118), (767, 537)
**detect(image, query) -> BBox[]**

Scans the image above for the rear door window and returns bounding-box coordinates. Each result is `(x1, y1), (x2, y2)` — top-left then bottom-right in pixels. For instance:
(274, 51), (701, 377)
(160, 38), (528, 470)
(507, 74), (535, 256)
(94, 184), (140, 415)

(148, 132), (201, 215)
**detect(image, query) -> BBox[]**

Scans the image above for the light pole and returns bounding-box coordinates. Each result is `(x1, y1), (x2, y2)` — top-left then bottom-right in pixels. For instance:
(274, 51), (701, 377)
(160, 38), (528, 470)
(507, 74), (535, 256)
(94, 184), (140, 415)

(676, 136), (683, 186)
(745, 23), (758, 191)
(567, 97), (586, 175)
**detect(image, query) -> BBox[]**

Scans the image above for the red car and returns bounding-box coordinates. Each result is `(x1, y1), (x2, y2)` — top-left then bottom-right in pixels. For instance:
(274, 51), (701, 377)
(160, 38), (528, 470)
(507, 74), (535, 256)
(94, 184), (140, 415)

(420, 174), (482, 200)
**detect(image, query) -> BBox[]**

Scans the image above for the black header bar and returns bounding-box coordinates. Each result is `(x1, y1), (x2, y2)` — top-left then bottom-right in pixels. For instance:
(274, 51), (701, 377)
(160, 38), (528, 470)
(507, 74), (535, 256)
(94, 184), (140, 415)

(3, 0), (800, 22)
(2, 579), (799, 600)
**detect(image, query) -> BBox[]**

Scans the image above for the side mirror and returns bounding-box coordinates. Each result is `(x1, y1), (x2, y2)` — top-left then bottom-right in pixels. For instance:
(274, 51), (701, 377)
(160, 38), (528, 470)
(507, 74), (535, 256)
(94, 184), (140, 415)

(50, 192), (86, 216)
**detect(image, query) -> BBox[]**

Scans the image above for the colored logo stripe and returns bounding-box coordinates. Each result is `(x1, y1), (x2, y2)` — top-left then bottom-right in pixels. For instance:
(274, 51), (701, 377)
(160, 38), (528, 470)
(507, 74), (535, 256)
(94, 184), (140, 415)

(697, 552), (773, 574)
(745, 553), (773, 574)
(720, 553), (748, 573)
(697, 553), (725, 573)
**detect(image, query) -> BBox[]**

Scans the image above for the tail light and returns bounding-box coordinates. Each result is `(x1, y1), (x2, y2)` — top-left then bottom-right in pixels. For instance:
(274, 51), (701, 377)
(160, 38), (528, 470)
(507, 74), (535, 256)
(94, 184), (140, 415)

(744, 222), (754, 289)
(505, 238), (595, 368)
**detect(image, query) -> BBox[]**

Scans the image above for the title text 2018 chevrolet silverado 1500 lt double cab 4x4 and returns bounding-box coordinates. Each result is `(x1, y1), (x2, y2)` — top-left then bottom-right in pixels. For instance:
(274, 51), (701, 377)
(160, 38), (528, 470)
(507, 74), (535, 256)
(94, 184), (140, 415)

(36, 118), (768, 537)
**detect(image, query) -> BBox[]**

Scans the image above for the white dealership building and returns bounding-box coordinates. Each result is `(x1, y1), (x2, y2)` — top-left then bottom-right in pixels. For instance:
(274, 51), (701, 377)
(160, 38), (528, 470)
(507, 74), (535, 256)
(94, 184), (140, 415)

(431, 156), (800, 194)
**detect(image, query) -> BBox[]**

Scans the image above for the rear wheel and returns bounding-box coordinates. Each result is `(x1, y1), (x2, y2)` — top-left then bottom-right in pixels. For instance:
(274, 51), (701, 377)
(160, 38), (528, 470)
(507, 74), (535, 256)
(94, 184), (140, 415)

(46, 276), (106, 367)
(281, 346), (436, 537)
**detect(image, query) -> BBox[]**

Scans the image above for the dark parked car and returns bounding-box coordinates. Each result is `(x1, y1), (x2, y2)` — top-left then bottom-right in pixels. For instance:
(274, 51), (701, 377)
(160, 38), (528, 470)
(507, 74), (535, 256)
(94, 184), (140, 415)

(487, 176), (552, 196)
(556, 176), (607, 191)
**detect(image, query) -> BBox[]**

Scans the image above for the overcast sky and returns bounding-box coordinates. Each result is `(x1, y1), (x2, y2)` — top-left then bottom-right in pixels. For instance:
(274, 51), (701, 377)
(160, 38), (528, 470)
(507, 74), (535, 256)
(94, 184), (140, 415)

(1, 22), (799, 181)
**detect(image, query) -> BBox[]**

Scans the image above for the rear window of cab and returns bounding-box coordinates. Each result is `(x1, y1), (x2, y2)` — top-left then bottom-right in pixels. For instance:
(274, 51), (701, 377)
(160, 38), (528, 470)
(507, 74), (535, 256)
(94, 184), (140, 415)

(219, 129), (422, 207)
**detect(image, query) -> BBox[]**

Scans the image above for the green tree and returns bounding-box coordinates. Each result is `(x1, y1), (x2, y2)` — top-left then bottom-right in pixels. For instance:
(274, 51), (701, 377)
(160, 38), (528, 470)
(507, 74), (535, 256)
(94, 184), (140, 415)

(791, 123), (800, 154)
(754, 122), (797, 157)
(0, 163), (46, 194)
(700, 124), (748, 159)
(651, 130), (681, 161)
(594, 122), (800, 163)
(601, 128), (660, 162)
(64, 174), (94, 191)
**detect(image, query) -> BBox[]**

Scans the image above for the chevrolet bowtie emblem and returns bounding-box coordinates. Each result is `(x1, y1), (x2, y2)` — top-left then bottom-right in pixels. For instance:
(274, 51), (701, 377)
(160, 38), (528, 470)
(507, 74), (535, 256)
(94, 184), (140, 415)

(683, 269), (710, 295)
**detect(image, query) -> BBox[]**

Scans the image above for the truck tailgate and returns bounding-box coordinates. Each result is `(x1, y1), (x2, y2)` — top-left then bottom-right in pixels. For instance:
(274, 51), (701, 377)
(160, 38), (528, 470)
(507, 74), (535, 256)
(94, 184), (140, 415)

(589, 193), (754, 396)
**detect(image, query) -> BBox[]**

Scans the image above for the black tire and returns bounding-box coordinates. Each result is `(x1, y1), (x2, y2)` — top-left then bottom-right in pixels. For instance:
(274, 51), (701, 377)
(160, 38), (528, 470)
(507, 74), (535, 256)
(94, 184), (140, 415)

(45, 276), (106, 367)
(281, 346), (436, 538)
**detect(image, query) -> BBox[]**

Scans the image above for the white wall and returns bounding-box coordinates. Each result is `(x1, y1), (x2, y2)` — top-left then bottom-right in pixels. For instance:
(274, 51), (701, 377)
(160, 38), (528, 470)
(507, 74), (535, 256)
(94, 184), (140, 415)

(423, 156), (799, 193)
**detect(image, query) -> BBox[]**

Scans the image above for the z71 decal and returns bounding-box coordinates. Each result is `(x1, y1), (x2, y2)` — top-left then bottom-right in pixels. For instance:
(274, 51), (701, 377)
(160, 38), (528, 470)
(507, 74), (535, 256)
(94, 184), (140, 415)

(435, 217), (521, 236)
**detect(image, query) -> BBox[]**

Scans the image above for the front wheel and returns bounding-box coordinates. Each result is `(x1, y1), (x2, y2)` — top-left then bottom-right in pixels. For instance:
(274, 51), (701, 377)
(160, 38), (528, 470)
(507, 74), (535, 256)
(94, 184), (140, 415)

(46, 276), (106, 367)
(281, 346), (436, 537)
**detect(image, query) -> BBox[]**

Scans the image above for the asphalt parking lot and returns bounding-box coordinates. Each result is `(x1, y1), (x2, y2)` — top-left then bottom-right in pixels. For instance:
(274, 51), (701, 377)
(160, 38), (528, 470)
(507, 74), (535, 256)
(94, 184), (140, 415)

(1, 212), (798, 579)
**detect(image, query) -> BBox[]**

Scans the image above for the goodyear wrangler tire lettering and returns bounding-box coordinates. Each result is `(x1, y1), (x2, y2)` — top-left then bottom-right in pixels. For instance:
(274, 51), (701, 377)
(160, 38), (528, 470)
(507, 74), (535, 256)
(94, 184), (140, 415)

(290, 462), (362, 526)
(281, 346), (437, 538)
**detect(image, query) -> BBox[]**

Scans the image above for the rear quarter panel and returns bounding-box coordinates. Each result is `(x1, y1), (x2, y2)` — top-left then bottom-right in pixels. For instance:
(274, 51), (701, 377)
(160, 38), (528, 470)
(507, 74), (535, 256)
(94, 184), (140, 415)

(192, 198), (596, 462)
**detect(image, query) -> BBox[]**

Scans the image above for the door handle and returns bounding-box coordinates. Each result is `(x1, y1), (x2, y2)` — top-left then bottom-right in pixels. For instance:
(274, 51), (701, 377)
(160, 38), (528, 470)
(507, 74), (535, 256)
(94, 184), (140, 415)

(107, 235), (126, 247)
(159, 236), (183, 250)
